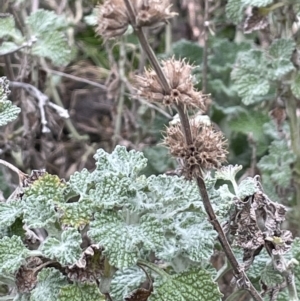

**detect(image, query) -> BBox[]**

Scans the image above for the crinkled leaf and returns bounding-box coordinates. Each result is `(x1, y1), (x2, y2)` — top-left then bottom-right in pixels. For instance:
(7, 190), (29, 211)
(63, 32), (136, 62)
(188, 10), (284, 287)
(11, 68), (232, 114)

(0, 42), (20, 55)
(260, 262), (284, 286)
(237, 177), (258, 199)
(88, 211), (163, 268)
(58, 283), (104, 301)
(291, 72), (300, 98)
(24, 173), (66, 202)
(0, 236), (28, 273)
(68, 169), (93, 199)
(26, 9), (67, 33)
(246, 248), (270, 280)
(233, 73), (270, 105)
(258, 140), (296, 189)
(171, 39), (203, 65)
(214, 184), (235, 219)
(30, 268), (67, 301)
(149, 268), (222, 301)
(0, 14), (22, 40)
(269, 59), (294, 79)
(268, 39), (296, 60)
(41, 228), (82, 265)
(226, 0), (244, 24)
(92, 146), (148, 178)
(0, 201), (23, 229)
(215, 165), (242, 182)
(110, 267), (146, 301)
(31, 31), (71, 66)
(57, 199), (94, 228)
(242, 0), (273, 6)
(89, 175), (132, 209)
(22, 195), (58, 228)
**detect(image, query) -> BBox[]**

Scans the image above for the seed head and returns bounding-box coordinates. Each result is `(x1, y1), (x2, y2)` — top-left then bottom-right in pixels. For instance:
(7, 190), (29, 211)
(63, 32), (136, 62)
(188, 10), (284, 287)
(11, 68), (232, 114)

(163, 120), (228, 177)
(134, 58), (208, 111)
(96, 0), (176, 39)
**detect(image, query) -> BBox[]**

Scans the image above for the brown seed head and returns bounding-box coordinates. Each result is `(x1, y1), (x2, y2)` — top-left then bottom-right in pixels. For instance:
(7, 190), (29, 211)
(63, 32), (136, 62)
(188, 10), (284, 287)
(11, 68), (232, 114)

(96, 0), (176, 39)
(163, 120), (228, 177)
(134, 58), (208, 111)
(96, 0), (129, 39)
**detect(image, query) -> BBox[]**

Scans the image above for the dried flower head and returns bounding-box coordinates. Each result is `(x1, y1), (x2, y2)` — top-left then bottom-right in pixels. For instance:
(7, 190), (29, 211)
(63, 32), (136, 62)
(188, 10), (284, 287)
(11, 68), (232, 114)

(134, 58), (208, 111)
(97, 0), (176, 39)
(134, 0), (177, 27)
(97, 0), (129, 39)
(163, 120), (227, 177)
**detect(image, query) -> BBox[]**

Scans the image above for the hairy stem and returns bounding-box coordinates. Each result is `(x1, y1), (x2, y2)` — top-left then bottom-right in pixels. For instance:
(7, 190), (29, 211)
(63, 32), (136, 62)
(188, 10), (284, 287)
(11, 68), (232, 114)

(201, 0), (209, 94)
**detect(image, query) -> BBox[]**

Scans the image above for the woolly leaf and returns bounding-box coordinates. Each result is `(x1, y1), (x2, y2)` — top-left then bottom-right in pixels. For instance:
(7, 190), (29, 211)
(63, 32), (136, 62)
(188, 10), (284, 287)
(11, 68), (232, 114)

(268, 39), (296, 60)
(92, 146), (148, 179)
(31, 31), (71, 66)
(260, 262), (284, 286)
(26, 10), (71, 66)
(89, 175), (132, 209)
(30, 268), (67, 301)
(24, 173), (66, 202)
(226, 0), (244, 24)
(242, 0), (273, 6)
(0, 42), (20, 55)
(41, 228), (82, 266)
(88, 211), (163, 268)
(237, 177), (258, 199)
(258, 140), (296, 189)
(68, 169), (92, 199)
(171, 39), (203, 65)
(0, 14), (22, 40)
(269, 59), (294, 79)
(22, 195), (58, 229)
(291, 72), (300, 98)
(215, 165), (242, 182)
(149, 268), (222, 301)
(233, 73), (270, 105)
(0, 201), (23, 229)
(110, 267), (146, 301)
(0, 236), (28, 274)
(246, 249), (270, 280)
(26, 9), (67, 33)
(0, 77), (21, 126)
(58, 283), (104, 301)
(214, 184), (235, 219)
(57, 199), (94, 228)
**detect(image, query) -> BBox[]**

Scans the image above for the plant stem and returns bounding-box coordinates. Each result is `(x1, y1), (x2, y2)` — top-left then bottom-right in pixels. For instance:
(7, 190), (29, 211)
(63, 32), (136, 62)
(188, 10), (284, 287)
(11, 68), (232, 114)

(123, 1), (263, 299)
(202, 0), (209, 94)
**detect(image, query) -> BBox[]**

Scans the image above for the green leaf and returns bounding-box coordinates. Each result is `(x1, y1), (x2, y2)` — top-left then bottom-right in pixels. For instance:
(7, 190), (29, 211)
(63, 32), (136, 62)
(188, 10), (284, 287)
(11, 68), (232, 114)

(0, 201), (23, 229)
(0, 42), (20, 55)
(0, 236), (28, 274)
(57, 199), (94, 228)
(242, 0), (273, 6)
(237, 177), (258, 199)
(291, 73), (300, 98)
(88, 211), (163, 268)
(25, 173), (66, 202)
(92, 146), (148, 179)
(260, 261), (284, 286)
(258, 140), (296, 189)
(233, 73), (270, 105)
(26, 9), (71, 66)
(149, 268), (222, 301)
(0, 77), (21, 126)
(26, 9), (67, 33)
(41, 228), (82, 265)
(226, 0), (244, 24)
(110, 267), (146, 301)
(68, 169), (92, 199)
(0, 14), (22, 40)
(268, 39), (296, 60)
(215, 165), (242, 182)
(30, 268), (67, 301)
(22, 195), (58, 229)
(58, 283), (104, 301)
(171, 39), (203, 65)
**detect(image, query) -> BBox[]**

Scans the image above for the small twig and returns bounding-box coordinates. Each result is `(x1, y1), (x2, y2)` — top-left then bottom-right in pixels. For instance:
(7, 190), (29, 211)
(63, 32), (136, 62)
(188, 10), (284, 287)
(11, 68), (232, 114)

(9, 81), (69, 133)
(202, 0), (209, 94)
(0, 159), (27, 185)
(0, 37), (37, 57)
(40, 67), (107, 90)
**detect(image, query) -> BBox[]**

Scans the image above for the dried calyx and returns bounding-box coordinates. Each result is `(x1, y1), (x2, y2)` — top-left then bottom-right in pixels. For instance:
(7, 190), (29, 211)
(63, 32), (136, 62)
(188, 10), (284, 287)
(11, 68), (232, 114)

(134, 58), (208, 111)
(163, 118), (228, 177)
(97, 0), (176, 39)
